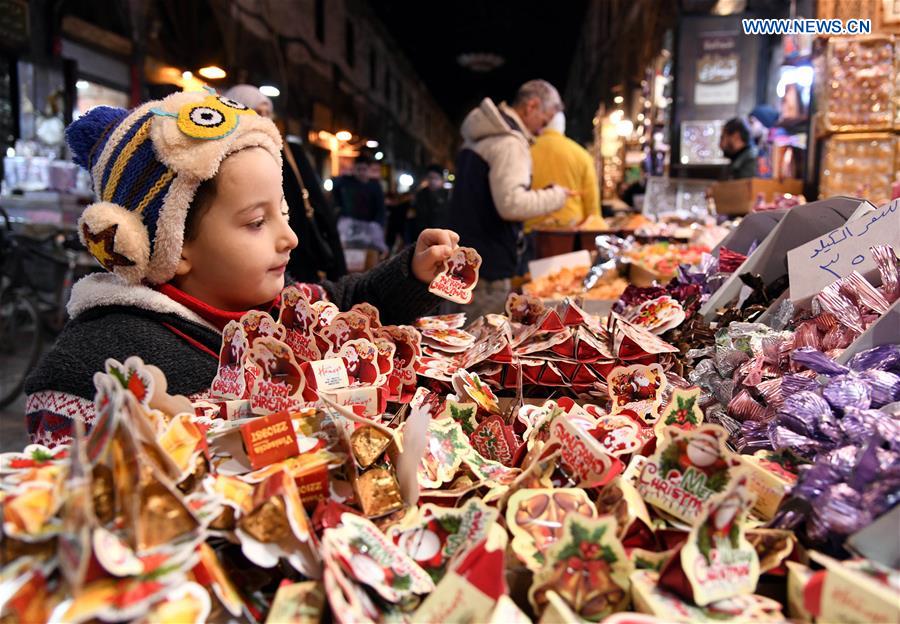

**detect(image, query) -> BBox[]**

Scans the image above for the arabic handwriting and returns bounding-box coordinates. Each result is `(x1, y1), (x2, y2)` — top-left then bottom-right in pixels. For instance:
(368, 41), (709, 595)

(819, 254), (842, 279)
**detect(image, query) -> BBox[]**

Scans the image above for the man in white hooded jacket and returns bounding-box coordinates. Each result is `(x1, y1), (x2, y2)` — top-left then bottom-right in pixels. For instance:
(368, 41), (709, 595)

(449, 80), (571, 318)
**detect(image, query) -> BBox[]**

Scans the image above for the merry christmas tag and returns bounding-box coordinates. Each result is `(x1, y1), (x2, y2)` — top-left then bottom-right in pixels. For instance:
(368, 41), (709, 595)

(637, 425), (742, 526)
(658, 476), (760, 606)
(542, 413), (623, 488)
(624, 296), (686, 335)
(429, 246), (482, 304)
(279, 285), (322, 363)
(248, 337), (306, 414)
(211, 320), (250, 400)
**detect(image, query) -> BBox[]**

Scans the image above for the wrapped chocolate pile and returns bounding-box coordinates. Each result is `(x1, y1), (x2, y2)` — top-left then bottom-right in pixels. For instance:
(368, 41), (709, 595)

(2, 247), (899, 623)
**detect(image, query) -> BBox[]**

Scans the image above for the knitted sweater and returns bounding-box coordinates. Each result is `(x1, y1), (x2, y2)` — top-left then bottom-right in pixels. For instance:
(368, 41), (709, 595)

(24, 246), (439, 447)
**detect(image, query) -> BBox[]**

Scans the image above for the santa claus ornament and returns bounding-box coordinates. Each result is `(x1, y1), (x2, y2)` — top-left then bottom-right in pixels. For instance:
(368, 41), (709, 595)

(428, 246), (482, 304)
(636, 424), (742, 525)
(657, 476), (760, 606)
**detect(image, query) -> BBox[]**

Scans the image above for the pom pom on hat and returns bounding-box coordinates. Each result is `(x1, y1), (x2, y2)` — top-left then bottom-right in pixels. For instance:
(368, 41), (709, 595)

(65, 106), (130, 170)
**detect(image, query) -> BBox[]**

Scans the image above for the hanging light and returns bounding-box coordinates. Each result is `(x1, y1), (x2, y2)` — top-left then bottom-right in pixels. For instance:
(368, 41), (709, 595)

(366, 140), (379, 148)
(259, 85), (280, 97)
(374, 151), (384, 160)
(336, 130), (352, 141)
(198, 66), (227, 79)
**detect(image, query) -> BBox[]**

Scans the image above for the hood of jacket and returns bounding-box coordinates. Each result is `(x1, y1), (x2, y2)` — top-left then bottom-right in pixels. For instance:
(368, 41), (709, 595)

(460, 98), (533, 146)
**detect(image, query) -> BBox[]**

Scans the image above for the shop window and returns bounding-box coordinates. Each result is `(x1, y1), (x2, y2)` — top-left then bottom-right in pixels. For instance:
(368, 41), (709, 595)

(315, 0), (325, 42)
(345, 19), (355, 67)
(74, 79), (128, 119)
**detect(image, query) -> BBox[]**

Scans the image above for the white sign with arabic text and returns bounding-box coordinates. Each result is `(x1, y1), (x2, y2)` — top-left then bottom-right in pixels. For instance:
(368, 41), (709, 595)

(787, 199), (900, 307)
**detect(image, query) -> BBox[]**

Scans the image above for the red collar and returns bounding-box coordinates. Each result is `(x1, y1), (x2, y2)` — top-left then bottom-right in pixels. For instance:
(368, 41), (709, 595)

(156, 283), (278, 332)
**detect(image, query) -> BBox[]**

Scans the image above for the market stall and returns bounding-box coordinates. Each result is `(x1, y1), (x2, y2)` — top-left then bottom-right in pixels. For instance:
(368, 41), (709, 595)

(1, 192), (898, 624)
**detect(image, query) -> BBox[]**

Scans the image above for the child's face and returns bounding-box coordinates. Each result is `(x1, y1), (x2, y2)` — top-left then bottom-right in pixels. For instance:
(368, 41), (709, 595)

(176, 147), (298, 310)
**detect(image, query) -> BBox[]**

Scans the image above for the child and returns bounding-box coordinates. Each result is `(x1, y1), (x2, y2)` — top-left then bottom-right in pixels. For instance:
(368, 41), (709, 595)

(25, 89), (457, 446)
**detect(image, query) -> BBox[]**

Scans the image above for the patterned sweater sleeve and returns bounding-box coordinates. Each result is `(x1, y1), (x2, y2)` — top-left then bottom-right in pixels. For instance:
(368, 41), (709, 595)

(321, 246), (441, 325)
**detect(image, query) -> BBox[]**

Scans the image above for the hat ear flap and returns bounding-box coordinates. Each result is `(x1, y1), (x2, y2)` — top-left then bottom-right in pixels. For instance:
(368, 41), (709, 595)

(79, 202), (150, 284)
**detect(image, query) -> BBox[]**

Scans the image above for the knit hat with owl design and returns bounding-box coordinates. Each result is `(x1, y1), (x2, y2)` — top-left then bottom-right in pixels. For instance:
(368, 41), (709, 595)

(66, 88), (282, 285)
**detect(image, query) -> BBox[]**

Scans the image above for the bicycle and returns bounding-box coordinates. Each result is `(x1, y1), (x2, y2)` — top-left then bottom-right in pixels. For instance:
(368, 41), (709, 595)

(0, 207), (95, 408)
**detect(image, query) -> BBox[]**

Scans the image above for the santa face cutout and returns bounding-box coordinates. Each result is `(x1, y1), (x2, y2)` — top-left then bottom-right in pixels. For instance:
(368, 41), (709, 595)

(241, 311), (286, 345)
(321, 311), (374, 356)
(278, 286), (321, 363)
(607, 363), (667, 424)
(428, 246), (482, 304)
(280, 286), (319, 336)
(338, 339), (384, 387)
(311, 300), (339, 329)
(506, 293), (548, 326)
(350, 303), (381, 329)
(248, 337), (306, 413)
(211, 320), (250, 400)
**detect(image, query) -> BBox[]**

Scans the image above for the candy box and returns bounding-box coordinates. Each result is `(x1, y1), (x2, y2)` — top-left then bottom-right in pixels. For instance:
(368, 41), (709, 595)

(630, 570), (786, 622)
(805, 552), (900, 624)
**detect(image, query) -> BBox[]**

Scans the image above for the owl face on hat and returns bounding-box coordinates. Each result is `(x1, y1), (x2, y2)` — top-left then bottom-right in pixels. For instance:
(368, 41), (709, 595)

(68, 87), (282, 285)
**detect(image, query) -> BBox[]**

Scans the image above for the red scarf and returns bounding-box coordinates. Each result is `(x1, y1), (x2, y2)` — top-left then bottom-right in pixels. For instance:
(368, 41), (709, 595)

(156, 284), (280, 332)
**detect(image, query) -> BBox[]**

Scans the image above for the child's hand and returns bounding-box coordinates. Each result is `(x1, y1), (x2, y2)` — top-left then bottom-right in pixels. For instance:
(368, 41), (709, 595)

(412, 228), (460, 283)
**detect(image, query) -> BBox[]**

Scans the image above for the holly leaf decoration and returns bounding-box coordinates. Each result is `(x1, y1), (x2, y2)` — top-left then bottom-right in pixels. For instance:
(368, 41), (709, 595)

(706, 467), (730, 493)
(728, 521), (740, 549)
(601, 543), (617, 564)
(698, 524), (713, 565)
(438, 515), (462, 535)
(108, 366), (128, 389)
(449, 403), (476, 435)
(570, 521), (591, 546)
(393, 573), (411, 591)
(678, 396), (699, 424)
(30, 448), (55, 462)
(658, 440), (682, 477)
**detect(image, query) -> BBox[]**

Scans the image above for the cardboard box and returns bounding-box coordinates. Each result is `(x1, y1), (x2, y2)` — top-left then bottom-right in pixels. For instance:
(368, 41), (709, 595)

(710, 178), (804, 216)
(699, 196), (864, 321)
(533, 229), (578, 259)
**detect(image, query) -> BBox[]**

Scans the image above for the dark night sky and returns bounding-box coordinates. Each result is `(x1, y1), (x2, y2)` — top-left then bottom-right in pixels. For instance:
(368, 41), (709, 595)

(371, 1), (589, 124)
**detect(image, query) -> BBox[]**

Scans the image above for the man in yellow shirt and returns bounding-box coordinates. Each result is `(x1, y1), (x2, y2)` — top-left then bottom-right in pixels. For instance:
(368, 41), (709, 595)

(526, 112), (604, 232)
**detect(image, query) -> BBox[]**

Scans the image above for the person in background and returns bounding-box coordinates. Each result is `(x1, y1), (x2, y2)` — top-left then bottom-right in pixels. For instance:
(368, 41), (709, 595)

(333, 154), (386, 225)
(384, 190), (413, 253)
(224, 84), (346, 281)
(411, 164), (450, 240)
(449, 79), (573, 318)
(719, 118), (758, 180)
(748, 104), (779, 179)
(333, 154), (388, 255)
(527, 110), (603, 234)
